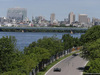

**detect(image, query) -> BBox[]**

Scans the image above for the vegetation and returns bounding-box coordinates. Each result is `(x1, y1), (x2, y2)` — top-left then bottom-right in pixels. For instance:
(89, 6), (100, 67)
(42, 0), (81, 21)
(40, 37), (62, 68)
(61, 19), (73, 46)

(80, 25), (100, 73)
(80, 25), (100, 44)
(82, 39), (100, 60)
(87, 58), (100, 73)
(0, 32), (81, 74)
(1, 25), (98, 74)
(62, 34), (81, 50)
(24, 36), (64, 56)
(37, 51), (81, 75)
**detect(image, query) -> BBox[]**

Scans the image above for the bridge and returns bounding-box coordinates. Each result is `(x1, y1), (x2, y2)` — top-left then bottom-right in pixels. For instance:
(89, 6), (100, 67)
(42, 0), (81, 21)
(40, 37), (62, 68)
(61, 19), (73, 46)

(0, 27), (88, 31)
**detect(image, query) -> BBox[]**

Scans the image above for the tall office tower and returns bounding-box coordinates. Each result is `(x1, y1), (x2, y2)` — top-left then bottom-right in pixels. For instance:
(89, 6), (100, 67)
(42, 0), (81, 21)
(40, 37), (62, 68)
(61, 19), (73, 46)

(92, 17), (96, 25)
(92, 17), (100, 25)
(32, 16), (35, 24)
(50, 13), (55, 24)
(7, 7), (27, 22)
(68, 12), (75, 24)
(79, 14), (88, 24)
(87, 17), (90, 24)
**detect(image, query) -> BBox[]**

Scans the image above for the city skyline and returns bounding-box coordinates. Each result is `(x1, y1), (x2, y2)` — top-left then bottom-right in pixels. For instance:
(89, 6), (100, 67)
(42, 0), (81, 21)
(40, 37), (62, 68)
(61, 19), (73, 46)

(0, 0), (100, 21)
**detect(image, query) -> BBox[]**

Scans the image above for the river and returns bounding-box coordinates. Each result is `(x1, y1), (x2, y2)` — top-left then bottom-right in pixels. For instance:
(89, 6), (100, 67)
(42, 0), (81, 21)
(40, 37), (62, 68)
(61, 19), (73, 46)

(0, 32), (83, 51)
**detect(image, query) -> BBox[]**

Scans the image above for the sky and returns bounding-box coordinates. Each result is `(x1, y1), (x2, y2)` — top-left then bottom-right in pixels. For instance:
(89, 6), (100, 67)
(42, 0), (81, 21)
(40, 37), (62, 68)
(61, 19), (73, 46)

(0, 0), (100, 21)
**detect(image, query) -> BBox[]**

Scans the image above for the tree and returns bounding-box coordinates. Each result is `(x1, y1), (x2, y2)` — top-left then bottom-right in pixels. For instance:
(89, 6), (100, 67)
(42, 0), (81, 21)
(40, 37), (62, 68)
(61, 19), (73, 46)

(24, 46), (51, 71)
(82, 38), (100, 60)
(73, 37), (81, 47)
(80, 25), (100, 44)
(0, 36), (17, 73)
(25, 47), (51, 62)
(27, 36), (64, 55)
(81, 26), (100, 73)
(16, 54), (37, 75)
(87, 58), (100, 73)
(24, 36), (64, 71)
(62, 34), (74, 50)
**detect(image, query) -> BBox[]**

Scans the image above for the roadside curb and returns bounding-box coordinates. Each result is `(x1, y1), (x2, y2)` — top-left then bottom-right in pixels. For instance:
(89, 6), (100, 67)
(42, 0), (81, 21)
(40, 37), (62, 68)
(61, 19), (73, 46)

(45, 51), (80, 75)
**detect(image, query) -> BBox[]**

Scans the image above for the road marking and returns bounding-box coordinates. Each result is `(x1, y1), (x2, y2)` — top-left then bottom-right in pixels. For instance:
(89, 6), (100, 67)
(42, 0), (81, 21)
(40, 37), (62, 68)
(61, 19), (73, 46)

(80, 61), (89, 75)
(45, 55), (72, 75)
(45, 51), (80, 75)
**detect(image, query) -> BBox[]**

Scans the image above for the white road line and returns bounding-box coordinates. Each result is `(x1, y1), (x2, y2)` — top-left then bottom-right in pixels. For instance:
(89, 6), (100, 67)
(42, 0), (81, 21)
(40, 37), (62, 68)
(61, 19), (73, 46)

(80, 61), (89, 75)
(45, 51), (80, 75)
(45, 55), (72, 75)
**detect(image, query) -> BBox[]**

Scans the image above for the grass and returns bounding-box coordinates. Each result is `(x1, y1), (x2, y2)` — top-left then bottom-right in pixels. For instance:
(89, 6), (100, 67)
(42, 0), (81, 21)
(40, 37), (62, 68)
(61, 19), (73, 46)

(37, 50), (81, 75)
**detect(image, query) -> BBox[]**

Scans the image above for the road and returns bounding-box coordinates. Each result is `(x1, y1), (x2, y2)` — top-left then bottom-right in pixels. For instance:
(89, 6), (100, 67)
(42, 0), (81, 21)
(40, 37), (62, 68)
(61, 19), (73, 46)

(45, 54), (88, 75)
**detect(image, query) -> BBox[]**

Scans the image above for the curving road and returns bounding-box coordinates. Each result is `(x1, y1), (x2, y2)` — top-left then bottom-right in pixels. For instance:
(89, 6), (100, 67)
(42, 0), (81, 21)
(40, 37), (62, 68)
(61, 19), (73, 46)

(45, 54), (88, 75)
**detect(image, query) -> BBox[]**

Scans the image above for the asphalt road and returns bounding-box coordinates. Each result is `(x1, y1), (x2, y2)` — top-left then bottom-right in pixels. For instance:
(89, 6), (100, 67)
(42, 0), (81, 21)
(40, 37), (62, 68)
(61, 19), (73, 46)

(45, 54), (88, 75)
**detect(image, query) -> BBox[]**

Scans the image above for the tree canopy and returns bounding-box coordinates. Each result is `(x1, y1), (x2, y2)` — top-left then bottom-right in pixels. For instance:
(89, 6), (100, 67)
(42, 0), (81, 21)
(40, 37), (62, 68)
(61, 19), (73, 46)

(82, 38), (100, 60)
(25, 36), (64, 56)
(0, 36), (17, 72)
(81, 26), (100, 73)
(80, 25), (100, 44)
(62, 34), (81, 50)
(0, 34), (81, 75)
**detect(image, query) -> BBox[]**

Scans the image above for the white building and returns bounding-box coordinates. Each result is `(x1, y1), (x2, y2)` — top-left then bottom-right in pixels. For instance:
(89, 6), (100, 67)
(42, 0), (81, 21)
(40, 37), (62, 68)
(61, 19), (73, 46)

(7, 7), (27, 22)
(79, 14), (88, 24)
(50, 13), (55, 24)
(68, 12), (75, 24)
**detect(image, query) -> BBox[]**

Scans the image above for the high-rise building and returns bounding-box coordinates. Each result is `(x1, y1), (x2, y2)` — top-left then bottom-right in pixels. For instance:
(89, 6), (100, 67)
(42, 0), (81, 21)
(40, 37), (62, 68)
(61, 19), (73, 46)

(92, 17), (100, 25)
(68, 12), (75, 24)
(79, 14), (88, 24)
(7, 7), (27, 22)
(50, 13), (55, 24)
(0, 17), (7, 24)
(87, 17), (90, 24)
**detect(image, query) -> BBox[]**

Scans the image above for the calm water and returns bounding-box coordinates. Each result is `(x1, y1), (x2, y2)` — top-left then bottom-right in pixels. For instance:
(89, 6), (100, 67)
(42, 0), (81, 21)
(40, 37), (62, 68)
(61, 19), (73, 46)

(0, 32), (83, 51)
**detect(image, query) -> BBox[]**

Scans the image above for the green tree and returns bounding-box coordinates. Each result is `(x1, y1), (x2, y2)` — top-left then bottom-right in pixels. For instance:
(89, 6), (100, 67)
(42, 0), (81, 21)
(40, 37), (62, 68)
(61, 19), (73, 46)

(29, 36), (64, 55)
(82, 38), (100, 60)
(62, 34), (74, 50)
(73, 37), (81, 47)
(80, 25), (100, 44)
(0, 36), (17, 73)
(24, 36), (64, 71)
(16, 54), (37, 75)
(87, 58), (100, 73)
(25, 47), (51, 62)
(81, 26), (100, 73)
